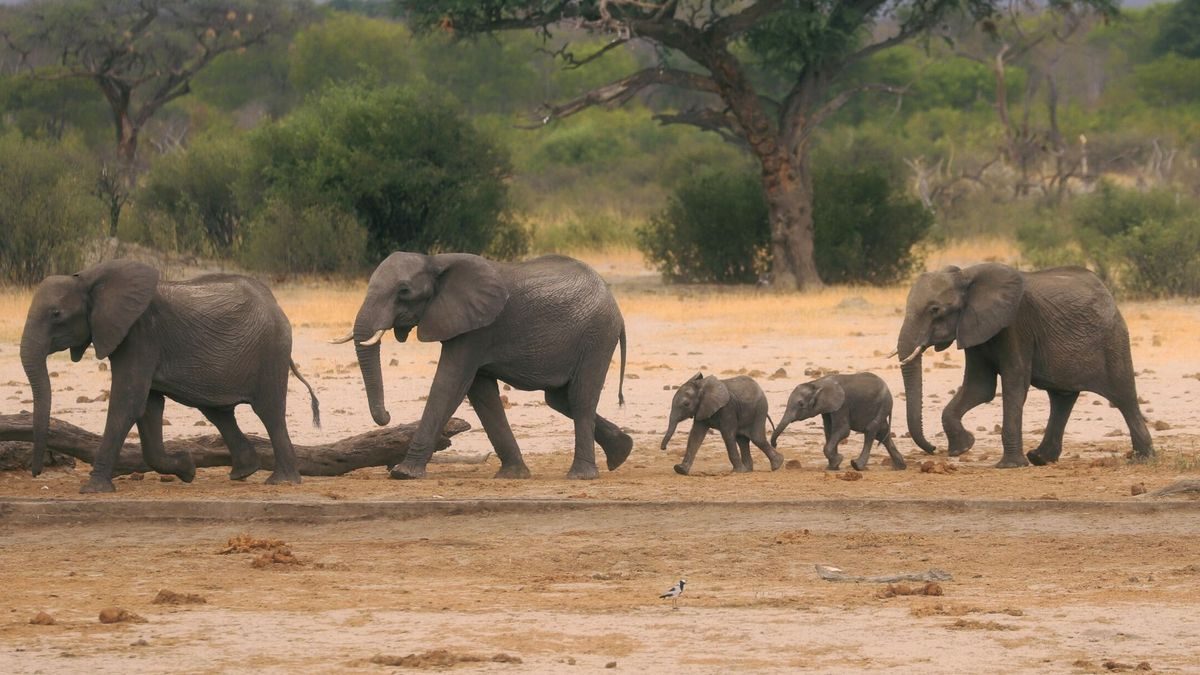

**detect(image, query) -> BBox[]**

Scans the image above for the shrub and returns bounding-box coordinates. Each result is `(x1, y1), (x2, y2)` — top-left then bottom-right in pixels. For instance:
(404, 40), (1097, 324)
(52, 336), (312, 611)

(248, 83), (523, 261)
(636, 169), (769, 284)
(637, 165), (932, 285)
(0, 134), (102, 285)
(239, 200), (367, 276)
(137, 134), (251, 256)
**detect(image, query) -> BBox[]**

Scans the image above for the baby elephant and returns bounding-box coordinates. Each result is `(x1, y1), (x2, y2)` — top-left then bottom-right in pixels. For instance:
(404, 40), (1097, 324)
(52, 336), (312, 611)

(771, 372), (905, 471)
(661, 373), (784, 475)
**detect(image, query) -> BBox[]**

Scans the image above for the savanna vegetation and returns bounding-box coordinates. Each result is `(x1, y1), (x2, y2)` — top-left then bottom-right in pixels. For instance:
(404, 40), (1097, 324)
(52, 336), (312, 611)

(0, 0), (1196, 296)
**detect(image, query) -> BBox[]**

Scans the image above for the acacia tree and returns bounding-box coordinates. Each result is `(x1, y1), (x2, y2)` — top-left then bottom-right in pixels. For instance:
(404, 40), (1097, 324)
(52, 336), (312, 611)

(402, 0), (1112, 289)
(0, 0), (308, 165)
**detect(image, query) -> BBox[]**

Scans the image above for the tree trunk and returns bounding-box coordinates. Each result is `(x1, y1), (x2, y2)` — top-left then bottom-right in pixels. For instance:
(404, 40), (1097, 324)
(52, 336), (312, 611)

(762, 150), (823, 291)
(0, 413), (472, 477)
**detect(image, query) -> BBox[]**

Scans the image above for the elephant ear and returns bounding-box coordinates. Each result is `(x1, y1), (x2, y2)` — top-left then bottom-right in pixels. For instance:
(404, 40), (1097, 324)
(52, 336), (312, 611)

(77, 260), (159, 360)
(812, 379), (846, 414)
(957, 263), (1025, 349)
(695, 376), (730, 421)
(417, 253), (509, 343)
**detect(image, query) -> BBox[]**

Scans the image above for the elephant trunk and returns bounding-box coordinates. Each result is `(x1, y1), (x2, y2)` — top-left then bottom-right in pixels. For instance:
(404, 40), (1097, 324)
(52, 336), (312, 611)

(771, 411), (794, 448)
(19, 333), (52, 476)
(355, 340), (390, 427)
(901, 356), (936, 454)
(660, 414), (682, 450)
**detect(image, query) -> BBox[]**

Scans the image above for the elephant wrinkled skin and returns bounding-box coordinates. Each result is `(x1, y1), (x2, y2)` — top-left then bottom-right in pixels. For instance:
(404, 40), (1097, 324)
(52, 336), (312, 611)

(772, 372), (905, 471)
(896, 263), (1152, 468)
(661, 373), (784, 475)
(20, 260), (320, 493)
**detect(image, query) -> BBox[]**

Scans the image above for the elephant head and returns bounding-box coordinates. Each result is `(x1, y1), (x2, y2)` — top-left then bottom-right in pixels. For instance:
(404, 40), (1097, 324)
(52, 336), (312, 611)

(771, 378), (846, 447)
(340, 252), (509, 427)
(660, 373), (729, 449)
(20, 260), (160, 475)
(896, 263), (1024, 453)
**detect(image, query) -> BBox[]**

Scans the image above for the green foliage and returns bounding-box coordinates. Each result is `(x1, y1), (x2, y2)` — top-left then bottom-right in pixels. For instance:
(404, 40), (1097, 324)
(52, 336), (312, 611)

(238, 200), (368, 275)
(1131, 54), (1200, 106)
(1154, 0), (1200, 58)
(638, 164), (932, 285)
(637, 169), (770, 284)
(1017, 183), (1200, 297)
(288, 12), (421, 97)
(0, 134), (102, 285)
(0, 75), (109, 147)
(248, 83), (522, 260)
(191, 41), (293, 116)
(137, 134), (251, 256)
(813, 167), (934, 285)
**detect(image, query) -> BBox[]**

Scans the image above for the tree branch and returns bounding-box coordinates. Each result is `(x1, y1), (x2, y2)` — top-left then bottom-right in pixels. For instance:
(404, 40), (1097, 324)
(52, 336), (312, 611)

(795, 82), (907, 146)
(527, 66), (720, 125)
(653, 106), (749, 149)
(709, 0), (787, 43)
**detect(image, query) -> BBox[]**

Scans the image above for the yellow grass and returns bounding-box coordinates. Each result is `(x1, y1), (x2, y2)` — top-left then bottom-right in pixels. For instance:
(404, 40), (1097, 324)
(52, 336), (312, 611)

(0, 289), (32, 343)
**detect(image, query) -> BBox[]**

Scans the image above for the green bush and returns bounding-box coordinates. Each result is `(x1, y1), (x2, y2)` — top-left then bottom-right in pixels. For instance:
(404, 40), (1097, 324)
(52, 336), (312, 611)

(637, 165), (932, 285)
(136, 133), (250, 256)
(248, 83), (524, 260)
(637, 169), (770, 284)
(239, 200), (367, 276)
(1017, 182), (1200, 297)
(0, 134), (102, 285)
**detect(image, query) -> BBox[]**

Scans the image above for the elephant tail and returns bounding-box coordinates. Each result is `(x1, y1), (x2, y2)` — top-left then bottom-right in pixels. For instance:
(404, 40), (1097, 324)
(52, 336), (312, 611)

(766, 413), (776, 436)
(617, 325), (627, 407)
(290, 360), (321, 429)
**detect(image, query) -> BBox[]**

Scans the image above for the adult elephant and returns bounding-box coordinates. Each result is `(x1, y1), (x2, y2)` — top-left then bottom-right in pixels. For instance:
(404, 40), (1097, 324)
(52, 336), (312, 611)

(20, 260), (319, 493)
(334, 252), (630, 480)
(895, 263), (1152, 468)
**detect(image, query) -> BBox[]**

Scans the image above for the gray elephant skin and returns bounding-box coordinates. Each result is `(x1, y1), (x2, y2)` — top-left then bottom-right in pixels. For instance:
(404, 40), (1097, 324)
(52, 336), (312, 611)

(20, 259), (319, 493)
(896, 263), (1152, 468)
(771, 372), (905, 471)
(340, 252), (630, 480)
(661, 373), (784, 475)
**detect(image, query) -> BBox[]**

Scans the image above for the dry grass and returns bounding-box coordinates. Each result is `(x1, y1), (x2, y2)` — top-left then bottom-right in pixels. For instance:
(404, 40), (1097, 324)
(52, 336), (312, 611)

(0, 289), (32, 343)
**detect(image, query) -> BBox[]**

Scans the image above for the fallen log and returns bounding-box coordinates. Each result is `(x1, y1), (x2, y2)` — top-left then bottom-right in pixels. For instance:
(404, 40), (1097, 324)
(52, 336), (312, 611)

(0, 413), (470, 477)
(1148, 480), (1200, 498)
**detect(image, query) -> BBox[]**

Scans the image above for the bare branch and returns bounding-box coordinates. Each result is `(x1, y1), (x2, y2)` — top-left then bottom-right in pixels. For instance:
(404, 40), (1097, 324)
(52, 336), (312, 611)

(653, 106), (749, 149)
(795, 82), (907, 147)
(526, 67), (720, 126)
(709, 0), (787, 43)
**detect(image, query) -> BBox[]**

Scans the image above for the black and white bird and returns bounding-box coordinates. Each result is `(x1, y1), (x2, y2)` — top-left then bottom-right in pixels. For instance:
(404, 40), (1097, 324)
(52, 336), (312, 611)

(659, 579), (686, 609)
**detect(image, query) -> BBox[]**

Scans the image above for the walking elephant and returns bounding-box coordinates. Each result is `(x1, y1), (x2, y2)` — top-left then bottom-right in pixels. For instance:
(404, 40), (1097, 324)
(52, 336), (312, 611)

(334, 252), (630, 480)
(895, 263), (1152, 468)
(20, 260), (320, 493)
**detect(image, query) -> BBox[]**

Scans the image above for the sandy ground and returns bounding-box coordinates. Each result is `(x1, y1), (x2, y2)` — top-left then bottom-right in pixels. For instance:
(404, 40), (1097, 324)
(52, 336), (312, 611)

(2, 246), (1200, 672)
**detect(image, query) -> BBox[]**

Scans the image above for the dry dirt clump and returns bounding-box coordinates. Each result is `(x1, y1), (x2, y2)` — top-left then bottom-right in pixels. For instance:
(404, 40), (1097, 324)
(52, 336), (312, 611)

(152, 589), (207, 605)
(29, 611), (55, 625)
(920, 460), (958, 474)
(251, 547), (300, 568)
(1075, 660), (1154, 672)
(220, 534), (286, 554)
(947, 618), (1016, 631)
(369, 650), (522, 667)
(839, 471), (863, 481)
(877, 582), (943, 598)
(774, 529), (811, 544)
(98, 608), (146, 624)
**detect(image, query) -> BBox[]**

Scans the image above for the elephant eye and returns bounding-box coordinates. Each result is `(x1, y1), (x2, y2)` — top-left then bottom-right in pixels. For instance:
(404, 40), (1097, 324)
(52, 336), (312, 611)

(49, 308), (62, 319)
(929, 305), (942, 317)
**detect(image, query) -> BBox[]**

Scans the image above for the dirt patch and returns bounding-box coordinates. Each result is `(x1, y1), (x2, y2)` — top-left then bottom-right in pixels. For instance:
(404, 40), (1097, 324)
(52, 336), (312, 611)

(152, 590), (206, 605)
(98, 608), (146, 624)
(369, 650), (523, 668)
(877, 582), (943, 598)
(219, 534), (286, 554)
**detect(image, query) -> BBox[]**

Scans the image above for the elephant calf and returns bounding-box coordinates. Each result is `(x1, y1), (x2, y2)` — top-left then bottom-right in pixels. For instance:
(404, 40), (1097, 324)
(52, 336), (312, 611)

(20, 259), (319, 493)
(661, 373), (784, 475)
(771, 373), (905, 471)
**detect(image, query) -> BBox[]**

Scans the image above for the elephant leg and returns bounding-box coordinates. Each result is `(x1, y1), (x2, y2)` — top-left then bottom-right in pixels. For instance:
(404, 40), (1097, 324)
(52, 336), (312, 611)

(563, 374), (607, 481)
(723, 429), (748, 473)
(736, 436), (753, 471)
(201, 406), (261, 481)
(392, 347), (478, 480)
(544, 388), (631, 471)
(851, 426), (878, 472)
(252, 394), (302, 485)
(468, 376), (530, 479)
(943, 351), (997, 457)
(1027, 390), (1079, 466)
(1111, 392), (1154, 462)
(1102, 324), (1154, 461)
(822, 416), (849, 471)
(82, 354), (152, 493)
(750, 426), (784, 471)
(996, 370), (1031, 468)
(674, 423), (708, 476)
(138, 392), (195, 482)
(879, 429), (906, 470)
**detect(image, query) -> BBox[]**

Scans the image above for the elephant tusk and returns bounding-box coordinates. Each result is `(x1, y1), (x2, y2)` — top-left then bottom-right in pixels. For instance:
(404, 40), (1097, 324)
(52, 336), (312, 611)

(884, 350), (898, 359)
(357, 329), (387, 347)
(898, 345), (926, 366)
(328, 331), (355, 345)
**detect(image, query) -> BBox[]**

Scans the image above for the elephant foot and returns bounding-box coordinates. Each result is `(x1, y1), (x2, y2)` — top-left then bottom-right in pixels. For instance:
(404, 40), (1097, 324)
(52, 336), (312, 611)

(229, 457), (261, 481)
(602, 432), (634, 471)
(946, 430), (975, 457)
(732, 464), (752, 473)
(265, 470), (302, 485)
(80, 476), (116, 494)
(673, 463), (691, 476)
(891, 458), (908, 471)
(769, 453), (785, 471)
(850, 459), (868, 472)
(1128, 448), (1155, 464)
(566, 460), (599, 480)
(825, 454), (843, 471)
(493, 463), (532, 479)
(388, 459), (427, 480)
(1026, 450), (1049, 466)
(995, 454), (1030, 469)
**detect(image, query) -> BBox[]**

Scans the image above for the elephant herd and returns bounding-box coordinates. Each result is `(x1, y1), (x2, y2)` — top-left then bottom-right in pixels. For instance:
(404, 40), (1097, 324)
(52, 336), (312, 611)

(19, 253), (1154, 493)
